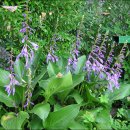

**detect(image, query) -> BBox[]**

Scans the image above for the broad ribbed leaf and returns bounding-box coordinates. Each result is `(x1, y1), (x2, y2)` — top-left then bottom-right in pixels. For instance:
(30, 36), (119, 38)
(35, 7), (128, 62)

(30, 115), (43, 130)
(96, 109), (112, 129)
(57, 73), (84, 101)
(31, 48), (42, 75)
(72, 74), (84, 88)
(56, 57), (68, 72)
(44, 72), (73, 100)
(31, 103), (50, 121)
(1, 111), (29, 130)
(107, 84), (130, 101)
(44, 104), (80, 129)
(14, 59), (24, 82)
(0, 69), (10, 86)
(39, 79), (50, 90)
(47, 62), (59, 77)
(71, 90), (83, 104)
(74, 55), (86, 74)
(68, 120), (86, 130)
(0, 88), (15, 107)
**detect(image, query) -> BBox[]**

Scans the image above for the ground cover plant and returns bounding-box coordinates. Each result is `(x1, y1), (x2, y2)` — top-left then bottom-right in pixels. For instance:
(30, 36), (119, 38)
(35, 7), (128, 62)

(0, 0), (130, 129)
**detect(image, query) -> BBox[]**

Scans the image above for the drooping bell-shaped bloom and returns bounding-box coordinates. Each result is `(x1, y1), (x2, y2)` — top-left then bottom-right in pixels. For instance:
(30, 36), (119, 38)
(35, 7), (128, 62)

(24, 96), (34, 108)
(46, 53), (58, 63)
(72, 57), (78, 70)
(68, 58), (73, 66)
(73, 49), (79, 57)
(46, 53), (53, 63)
(46, 45), (58, 63)
(5, 74), (20, 96)
(16, 45), (29, 68)
(20, 27), (26, 33)
(22, 35), (28, 43)
(29, 41), (39, 50)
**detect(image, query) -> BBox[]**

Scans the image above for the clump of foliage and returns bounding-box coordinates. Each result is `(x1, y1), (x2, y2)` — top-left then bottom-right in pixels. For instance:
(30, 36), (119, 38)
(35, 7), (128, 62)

(0, 0), (130, 130)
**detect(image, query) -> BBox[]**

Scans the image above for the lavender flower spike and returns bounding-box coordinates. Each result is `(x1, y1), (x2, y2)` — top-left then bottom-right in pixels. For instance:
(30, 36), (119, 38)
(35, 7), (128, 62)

(16, 45), (29, 68)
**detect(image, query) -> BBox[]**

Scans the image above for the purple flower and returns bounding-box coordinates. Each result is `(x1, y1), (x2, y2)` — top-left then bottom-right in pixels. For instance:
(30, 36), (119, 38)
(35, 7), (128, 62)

(22, 13), (26, 18)
(84, 34), (127, 91)
(5, 85), (13, 96)
(20, 27), (26, 33)
(72, 57), (78, 70)
(16, 45), (29, 68)
(22, 35), (28, 43)
(46, 53), (53, 63)
(99, 72), (104, 79)
(5, 74), (19, 96)
(46, 45), (58, 63)
(46, 53), (58, 63)
(24, 97), (34, 108)
(54, 55), (58, 62)
(29, 41), (39, 50)
(21, 45), (29, 67)
(85, 60), (91, 71)
(73, 49), (79, 57)
(68, 58), (73, 65)
(106, 72), (120, 91)
(66, 31), (81, 72)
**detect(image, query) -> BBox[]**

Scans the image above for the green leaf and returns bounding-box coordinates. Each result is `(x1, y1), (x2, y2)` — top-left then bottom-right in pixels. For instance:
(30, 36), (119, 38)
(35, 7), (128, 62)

(14, 87), (26, 105)
(31, 48), (42, 75)
(74, 55), (86, 74)
(96, 109), (112, 129)
(30, 103), (50, 121)
(57, 73), (84, 102)
(82, 108), (103, 123)
(32, 67), (47, 88)
(72, 73), (84, 88)
(107, 83), (130, 101)
(39, 79), (50, 90)
(44, 104), (80, 129)
(68, 120), (86, 130)
(30, 115), (43, 130)
(44, 72), (73, 100)
(1, 111), (29, 130)
(56, 57), (68, 72)
(14, 59), (25, 83)
(0, 88), (15, 107)
(47, 62), (59, 77)
(71, 90), (83, 104)
(0, 127), (4, 130)
(0, 69), (10, 86)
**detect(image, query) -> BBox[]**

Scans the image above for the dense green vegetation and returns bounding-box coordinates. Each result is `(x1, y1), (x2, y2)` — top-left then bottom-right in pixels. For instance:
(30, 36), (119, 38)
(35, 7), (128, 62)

(0, 0), (130, 129)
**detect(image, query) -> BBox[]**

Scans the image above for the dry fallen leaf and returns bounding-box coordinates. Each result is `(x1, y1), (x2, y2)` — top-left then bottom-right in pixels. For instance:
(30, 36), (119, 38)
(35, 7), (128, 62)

(101, 12), (110, 16)
(2, 6), (18, 12)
